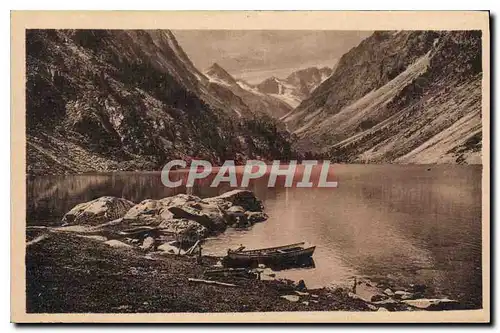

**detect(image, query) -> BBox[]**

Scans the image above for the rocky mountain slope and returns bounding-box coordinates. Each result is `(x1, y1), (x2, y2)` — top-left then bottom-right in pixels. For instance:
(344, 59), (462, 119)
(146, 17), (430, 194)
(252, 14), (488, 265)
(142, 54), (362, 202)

(255, 66), (333, 108)
(203, 63), (292, 119)
(26, 30), (294, 175)
(283, 31), (482, 164)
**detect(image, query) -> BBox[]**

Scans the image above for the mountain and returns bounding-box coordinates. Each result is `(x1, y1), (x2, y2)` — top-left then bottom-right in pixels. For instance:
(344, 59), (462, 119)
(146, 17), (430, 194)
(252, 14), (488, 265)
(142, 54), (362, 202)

(205, 63), (239, 86)
(26, 30), (294, 175)
(285, 66), (333, 97)
(255, 66), (333, 108)
(283, 31), (482, 164)
(203, 63), (292, 119)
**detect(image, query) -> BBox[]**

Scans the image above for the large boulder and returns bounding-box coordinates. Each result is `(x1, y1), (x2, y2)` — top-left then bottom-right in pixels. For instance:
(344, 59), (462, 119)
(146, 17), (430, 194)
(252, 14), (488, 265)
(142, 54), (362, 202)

(168, 202), (227, 232)
(122, 199), (169, 226)
(119, 194), (203, 228)
(158, 194), (201, 207)
(204, 190), (264, 212)
(118, 194), (211, 240)
(61, 196), (134, 226)
(121, 193), (227, 234)
(122, 194), (201, 225)
(158, 218), (208, 242)
(121, 199), (166, 227)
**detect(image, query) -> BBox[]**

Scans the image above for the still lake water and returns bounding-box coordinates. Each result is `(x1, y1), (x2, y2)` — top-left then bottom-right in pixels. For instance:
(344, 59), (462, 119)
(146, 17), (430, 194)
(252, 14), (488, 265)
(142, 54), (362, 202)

(27, 164), (482, 307)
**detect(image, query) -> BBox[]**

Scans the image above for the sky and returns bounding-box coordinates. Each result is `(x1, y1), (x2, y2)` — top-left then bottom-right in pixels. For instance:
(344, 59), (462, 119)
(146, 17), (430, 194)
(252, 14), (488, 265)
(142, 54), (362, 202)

(173, 30), (372, 84)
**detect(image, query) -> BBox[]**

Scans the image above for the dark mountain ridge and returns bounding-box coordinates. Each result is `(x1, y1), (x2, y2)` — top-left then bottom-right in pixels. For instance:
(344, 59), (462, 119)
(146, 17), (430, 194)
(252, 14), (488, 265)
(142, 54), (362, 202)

(205, 63), (239, 86)
(26, 30), (294, 175)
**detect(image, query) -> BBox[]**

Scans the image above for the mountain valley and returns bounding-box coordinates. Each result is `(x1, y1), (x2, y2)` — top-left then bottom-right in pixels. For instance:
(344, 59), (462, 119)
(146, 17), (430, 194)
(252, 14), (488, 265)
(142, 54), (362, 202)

(283, 31), (482, 164)
(26, 30), (483, 176)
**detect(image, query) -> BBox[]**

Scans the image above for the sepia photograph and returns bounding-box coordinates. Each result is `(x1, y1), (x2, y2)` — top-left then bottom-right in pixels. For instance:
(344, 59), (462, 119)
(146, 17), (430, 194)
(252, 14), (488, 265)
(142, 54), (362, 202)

(10, 11), (490, 323)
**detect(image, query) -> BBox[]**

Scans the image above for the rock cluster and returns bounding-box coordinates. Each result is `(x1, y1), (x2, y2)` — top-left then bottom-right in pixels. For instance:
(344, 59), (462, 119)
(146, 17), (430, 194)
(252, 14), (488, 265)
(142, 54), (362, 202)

(347, 278), (463, 312)
(60, 190), (268, 250)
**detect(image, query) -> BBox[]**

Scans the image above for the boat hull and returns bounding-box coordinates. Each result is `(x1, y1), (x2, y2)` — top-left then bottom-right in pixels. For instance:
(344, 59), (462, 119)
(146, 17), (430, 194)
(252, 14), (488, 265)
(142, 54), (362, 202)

(223, 246), (316, 267)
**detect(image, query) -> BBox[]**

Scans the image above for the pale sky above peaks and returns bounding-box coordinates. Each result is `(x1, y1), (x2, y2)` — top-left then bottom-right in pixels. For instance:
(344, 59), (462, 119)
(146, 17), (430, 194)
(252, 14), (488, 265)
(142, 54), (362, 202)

(173, 30), (371, 84)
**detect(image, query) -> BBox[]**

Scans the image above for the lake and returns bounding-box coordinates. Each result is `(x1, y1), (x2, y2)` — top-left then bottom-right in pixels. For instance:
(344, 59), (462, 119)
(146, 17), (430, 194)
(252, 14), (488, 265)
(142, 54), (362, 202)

(26, 164), (483, 308)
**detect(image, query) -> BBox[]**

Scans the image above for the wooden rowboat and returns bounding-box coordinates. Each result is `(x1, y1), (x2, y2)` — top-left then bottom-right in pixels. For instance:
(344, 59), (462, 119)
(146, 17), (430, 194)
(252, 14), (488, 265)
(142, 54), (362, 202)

(223, 242), (315, 266)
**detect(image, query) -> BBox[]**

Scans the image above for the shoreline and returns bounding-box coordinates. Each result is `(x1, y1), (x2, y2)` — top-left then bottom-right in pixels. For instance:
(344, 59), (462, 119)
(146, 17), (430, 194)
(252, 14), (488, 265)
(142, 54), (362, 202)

(24, 189), (479, 313)
(26, 228), (472, 313)
(26, 163), (483, 177)
(26, 231), (372, 313)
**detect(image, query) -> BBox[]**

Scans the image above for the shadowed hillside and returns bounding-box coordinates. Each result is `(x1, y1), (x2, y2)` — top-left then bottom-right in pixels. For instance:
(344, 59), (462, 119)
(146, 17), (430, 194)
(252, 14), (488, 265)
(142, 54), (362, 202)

(283, 31), (482, 164)
(26, 30), (295, 175)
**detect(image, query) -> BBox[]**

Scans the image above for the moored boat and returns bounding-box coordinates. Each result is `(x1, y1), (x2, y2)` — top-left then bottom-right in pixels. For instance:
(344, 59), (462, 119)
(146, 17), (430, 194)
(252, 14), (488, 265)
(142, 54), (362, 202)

(223, 242), (315, 267)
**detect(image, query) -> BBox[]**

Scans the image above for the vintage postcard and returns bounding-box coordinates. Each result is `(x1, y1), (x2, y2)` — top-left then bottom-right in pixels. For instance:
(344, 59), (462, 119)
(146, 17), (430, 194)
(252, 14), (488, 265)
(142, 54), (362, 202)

(11, 11), (490, 323)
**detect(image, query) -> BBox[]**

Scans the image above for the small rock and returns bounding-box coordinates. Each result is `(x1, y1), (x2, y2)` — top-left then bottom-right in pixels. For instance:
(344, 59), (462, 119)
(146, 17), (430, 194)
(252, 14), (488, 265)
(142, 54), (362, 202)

(403, 298), (461, 311)
(258, 264), (266, 269)
(227, 212), (248, 228)
(311, 300), (319, 304)
(141, 236), (156, 251)
(376, 282), (389, 289)
(332, 288), (344, 294)
(367, 304), (378, 311)
(295, 279), (307, 291)
(384, 288), (394, 296)
(114, 305), (132, 311)
(377, 307), (389, 312)
(409, 283), (427, 294)
(295, 291), (309, 296)
(302, 301), (309, 306)
(348, 292), (364, 301)
(311, 294), (319, 298)
(371, 294), (389, 302)
(246, 211), (268, 223)
(373, 299), (400, 311)
(157, 242), (185, 255)
(372, 299), (399, 305)
(281, 295), (300, 302)
(104, 240), (132, 248)
(394, 290), (414, 300)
